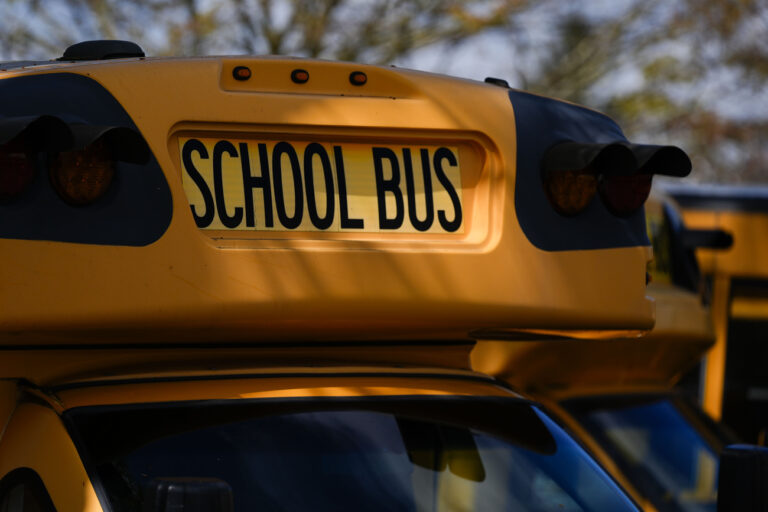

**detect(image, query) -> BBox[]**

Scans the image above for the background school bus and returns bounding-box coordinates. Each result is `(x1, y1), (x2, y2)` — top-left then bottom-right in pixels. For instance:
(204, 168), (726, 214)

(665, 184), (768, 446)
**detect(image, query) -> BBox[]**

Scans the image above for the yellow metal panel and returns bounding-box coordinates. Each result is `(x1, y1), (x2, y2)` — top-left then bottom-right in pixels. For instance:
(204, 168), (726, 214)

(472, 282), (713, 391)
(0, 58), (654, 348)
(682, 210), (768, 279)
(701, 274), (730, 420)
(730, 296), (768, 319)
(0, 403), (102, 512)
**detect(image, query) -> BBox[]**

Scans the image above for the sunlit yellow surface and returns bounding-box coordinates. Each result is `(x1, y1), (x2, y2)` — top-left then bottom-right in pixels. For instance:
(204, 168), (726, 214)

(677, 207), (768, 418)
(0, 403), (102, 512)
(0, 57), (653, 351)
(683, 209), (768, 280)
(472, 282), (712, 391)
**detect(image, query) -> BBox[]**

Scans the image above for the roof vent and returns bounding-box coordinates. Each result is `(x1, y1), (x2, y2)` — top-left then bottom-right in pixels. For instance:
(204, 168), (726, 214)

(60, 40), (145, 61)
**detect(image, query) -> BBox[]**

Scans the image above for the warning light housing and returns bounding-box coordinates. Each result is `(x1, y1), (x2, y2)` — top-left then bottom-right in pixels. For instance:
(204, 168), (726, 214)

(0, 115), (74, 201)
(542, 141), (691, 217)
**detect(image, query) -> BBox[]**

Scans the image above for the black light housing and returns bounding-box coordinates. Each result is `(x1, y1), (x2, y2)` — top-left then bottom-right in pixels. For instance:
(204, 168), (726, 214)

(542, 141), (692, 217)
(66, 124), (150, 164)
(0, 115), (74, 151)
(0, 115), (150, 205)
(0, 115), (75, 201)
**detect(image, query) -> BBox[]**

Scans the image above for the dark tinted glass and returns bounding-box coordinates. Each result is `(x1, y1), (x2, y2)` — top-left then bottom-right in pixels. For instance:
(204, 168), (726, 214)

(565, 395), (730, 512)
(67, 397), (638, 512)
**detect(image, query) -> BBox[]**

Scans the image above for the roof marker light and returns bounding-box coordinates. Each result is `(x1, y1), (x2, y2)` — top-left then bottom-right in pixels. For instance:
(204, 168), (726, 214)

(350, 71), (367, 86)
(233, 66), (251, 81)
(291, 69), (309, 84)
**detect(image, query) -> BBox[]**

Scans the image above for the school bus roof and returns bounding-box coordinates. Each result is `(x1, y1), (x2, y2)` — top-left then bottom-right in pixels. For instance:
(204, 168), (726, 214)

(0, 55), (660, 348)
(471, 281), (714, 392)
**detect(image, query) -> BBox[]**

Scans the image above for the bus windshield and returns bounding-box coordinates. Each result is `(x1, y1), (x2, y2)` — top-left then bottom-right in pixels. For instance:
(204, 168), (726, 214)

(66, 397), (638, 512)
(563, 394), (732, 512)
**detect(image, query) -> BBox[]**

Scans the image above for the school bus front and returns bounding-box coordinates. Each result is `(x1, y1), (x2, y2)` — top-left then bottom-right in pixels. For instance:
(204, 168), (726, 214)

(0, 41), (696, 512)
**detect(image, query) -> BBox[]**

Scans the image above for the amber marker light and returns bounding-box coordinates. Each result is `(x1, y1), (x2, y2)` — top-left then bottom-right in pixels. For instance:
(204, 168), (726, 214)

(0, 141), (35, 201)
(49, 139), (115, 206)
(233, 66), (252, 81)
(543, 169), (598, 216)
(349, 71), (367, 86)
(291, 69), (309, 84)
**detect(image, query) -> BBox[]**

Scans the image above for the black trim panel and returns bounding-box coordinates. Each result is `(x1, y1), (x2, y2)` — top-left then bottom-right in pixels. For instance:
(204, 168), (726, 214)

(509, 90), (649, 251)
(0, 73), (172, 246)
(0, 468), (58, 512)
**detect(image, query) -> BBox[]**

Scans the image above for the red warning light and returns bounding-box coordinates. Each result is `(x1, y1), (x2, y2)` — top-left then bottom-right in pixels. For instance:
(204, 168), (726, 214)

(0, 141), (35, 201)
(350, 71), (367, 86)
(291, 69), (310, 84)
(233, 66), (252, 81)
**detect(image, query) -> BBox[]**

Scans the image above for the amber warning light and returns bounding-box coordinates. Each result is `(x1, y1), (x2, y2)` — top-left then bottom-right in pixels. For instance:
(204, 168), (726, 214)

(291, 69), (309, 84)
(0, 116), (149, 206)
(233, 66), (251, 81)
(349, 71), (367, 86)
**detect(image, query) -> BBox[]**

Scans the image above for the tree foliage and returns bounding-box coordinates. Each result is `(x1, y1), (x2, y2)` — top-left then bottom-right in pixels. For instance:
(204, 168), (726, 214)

(0, 0), (765, 182)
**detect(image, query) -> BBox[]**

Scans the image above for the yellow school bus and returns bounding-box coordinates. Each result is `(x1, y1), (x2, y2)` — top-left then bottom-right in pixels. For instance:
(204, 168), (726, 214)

(472, 193), (736, 512)
(0, 40), (693, 512)
(664, 184), (768, 445)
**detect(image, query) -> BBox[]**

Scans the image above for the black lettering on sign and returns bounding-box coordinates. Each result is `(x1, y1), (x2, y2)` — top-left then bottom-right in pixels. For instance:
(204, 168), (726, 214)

(373, 147), (404, 230)
(303, 143), (335, 230)
(434, 147), (463, 232)
(182, 139), (215, 228)
(334, 146), (364, 229)
(272, 142), (304, 230)
(403, 148), (434, 232)
(212, 141), (244, 229)
(242, 143), (274, 228)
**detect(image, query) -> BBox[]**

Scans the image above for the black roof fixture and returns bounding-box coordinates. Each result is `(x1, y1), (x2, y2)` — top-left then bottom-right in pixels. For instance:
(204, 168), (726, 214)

(60, 40), (145, 61)
(484, 77), (510, 88)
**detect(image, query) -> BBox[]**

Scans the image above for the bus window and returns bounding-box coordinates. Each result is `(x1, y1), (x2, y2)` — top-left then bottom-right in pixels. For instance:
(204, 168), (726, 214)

(68, 398), (638, 512)
(563, 395), (731, 512)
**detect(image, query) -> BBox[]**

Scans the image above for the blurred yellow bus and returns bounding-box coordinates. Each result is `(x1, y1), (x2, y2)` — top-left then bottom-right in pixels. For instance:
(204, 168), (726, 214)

(665, 184), (768, 445)
(0, 40), (692, 512)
